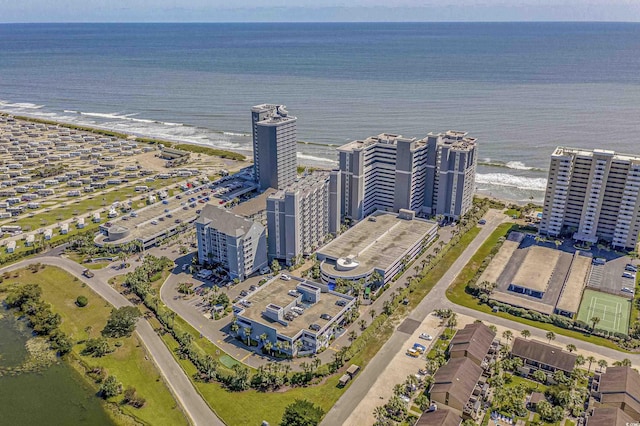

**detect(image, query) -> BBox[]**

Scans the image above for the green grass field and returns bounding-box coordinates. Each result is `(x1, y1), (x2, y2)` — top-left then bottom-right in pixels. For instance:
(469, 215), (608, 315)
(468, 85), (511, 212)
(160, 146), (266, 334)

(577, 289), (631, 335)
(0, 266), (188, 426)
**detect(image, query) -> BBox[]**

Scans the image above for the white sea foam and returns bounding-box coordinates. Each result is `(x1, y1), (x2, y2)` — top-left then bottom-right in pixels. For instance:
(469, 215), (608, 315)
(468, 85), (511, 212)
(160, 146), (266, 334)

(476, 173), (547, 191)
(223, 131), (250, 137)
(0, 101), (44, 109)
(296, 153), (338, 165)
(504, 161), (534, 170)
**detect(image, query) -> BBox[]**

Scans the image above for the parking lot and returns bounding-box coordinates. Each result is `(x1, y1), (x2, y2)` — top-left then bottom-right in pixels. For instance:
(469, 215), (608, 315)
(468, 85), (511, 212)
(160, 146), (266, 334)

(587, 255), (638, 298)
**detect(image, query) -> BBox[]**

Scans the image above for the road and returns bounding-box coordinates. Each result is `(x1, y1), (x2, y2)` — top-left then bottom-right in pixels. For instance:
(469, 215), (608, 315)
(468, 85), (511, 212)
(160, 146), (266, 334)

(1, 256), (224, 426)
(322, 210), (509, 425)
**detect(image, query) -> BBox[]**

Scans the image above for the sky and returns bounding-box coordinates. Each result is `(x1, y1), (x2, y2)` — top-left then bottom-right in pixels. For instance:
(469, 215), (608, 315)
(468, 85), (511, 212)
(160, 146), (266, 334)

(0, 0), (639, 23)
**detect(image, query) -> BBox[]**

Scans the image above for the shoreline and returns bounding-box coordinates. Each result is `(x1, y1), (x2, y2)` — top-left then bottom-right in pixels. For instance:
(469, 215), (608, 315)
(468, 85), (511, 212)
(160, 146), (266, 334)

(0, 111), (542, 208)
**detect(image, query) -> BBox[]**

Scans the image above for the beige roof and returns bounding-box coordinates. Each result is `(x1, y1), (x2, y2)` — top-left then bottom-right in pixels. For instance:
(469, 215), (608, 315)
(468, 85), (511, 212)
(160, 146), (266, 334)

(318, 211), (436, 278)
(477, 240), (519, 284)
(511, 246), (561, 292)
(556, 253), (590, 313)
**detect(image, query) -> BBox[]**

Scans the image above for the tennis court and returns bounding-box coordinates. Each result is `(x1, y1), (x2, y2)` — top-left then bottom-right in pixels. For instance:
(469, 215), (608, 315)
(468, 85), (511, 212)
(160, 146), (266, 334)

(577, 289), (631, 335)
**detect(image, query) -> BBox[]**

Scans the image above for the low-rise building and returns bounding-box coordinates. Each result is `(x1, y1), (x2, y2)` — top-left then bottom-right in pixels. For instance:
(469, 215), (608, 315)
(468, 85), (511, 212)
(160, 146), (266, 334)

(316, 210), (437, 288)
(233, 275), (355, 356)
(430, 357), (484, 415)
(511, 338), (577, 376)
(196, 204), (268, 281)
(593, 366), (640, 420)
(448, 322), (496, 367)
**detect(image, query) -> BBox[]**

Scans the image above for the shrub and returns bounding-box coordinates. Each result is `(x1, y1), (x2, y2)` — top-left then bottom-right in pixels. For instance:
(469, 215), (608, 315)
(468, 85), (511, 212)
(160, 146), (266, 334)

(76, 295), (88, 307)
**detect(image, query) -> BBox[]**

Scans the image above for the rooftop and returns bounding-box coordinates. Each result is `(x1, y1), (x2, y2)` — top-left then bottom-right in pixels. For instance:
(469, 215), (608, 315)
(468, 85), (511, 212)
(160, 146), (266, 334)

(448, 322), (496, 363)
(552, 146), (640, 163)
(599, 366), (640, 417)
(197, 203), (261, 237)
(318, 211), (437, 278)
(230, 188), (276, 218)
(431, 357), (483, 408)
(588, 408), (635, 426)
(337, 133), (424, 152)
(511, 338), (577, 373)
(268, 172), (331, 200)
(555, 253), (591, 313)
(237, 275), (352, 338)
(511, 246), (561, 292)
(415, 408), (461, 426)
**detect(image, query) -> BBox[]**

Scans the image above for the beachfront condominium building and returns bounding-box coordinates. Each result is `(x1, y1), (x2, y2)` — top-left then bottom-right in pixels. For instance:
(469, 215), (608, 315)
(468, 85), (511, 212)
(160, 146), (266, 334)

(539, 147), (640, 249)
(266, 171), (342, 265)
(195, 204), (268, 281)
(337, 131), (477, 220)
(251, 104), (297, 190)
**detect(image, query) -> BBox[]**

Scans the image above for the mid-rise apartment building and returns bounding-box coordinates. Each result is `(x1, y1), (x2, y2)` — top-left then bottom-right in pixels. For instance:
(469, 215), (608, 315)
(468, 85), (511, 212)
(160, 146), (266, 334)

(539, 147), (640, 249)
(337, 131), (477, 220)
(266, 171), (341, 265)
(196, 204), (268, 281)
(251, 104), (297, 190)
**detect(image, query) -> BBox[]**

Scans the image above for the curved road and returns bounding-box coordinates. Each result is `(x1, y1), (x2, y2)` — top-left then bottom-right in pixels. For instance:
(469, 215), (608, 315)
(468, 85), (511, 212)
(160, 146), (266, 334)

(322, 211), (638, 425)
(1, 256), (224, 426)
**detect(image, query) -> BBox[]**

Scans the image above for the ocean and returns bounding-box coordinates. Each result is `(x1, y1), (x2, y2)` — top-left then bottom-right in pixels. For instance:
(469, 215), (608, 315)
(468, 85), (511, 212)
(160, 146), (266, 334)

(1, 22), (639, 203)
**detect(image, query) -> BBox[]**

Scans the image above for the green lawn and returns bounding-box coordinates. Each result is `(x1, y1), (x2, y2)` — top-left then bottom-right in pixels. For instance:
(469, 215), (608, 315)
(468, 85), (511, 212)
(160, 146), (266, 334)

(0, 266), (188, 426)
(446, 224), (628, 352)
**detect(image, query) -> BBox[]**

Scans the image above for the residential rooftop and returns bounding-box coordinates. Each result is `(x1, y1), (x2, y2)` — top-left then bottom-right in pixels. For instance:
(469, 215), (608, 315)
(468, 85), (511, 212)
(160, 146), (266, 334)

(237, 275), (352, 339)
(431, 357), (483, 409)
(448, 322), (496, 363)
(511, 338), (577, 373)
(552, 146), (640, 163)
(587, 407), (635, 426)
(267, 171), (331, 200)
(318, 211), (437, 279)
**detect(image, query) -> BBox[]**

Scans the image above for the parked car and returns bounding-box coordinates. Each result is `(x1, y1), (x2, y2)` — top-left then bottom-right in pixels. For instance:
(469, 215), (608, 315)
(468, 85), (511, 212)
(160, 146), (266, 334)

(626, 264), (638, 272)
(335, 300), (347, 307)
(419, 333), (433, 341)
(622, 272), (636, 279)
(478, 219), (487, 225)
(621, 287), (634, 293)
(151, 220), (158, 225)
(412, 343), (427, 353)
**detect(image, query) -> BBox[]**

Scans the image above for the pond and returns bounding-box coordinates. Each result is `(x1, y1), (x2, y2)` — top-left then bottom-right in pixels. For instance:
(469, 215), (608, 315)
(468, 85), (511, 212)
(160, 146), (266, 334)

(0, 306), (114, 426)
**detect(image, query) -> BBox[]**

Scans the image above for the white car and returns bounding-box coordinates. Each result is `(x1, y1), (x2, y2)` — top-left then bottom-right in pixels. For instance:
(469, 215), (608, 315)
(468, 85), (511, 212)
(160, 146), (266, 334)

(621, 287), (634, 293)
(419, 333), (433, 341)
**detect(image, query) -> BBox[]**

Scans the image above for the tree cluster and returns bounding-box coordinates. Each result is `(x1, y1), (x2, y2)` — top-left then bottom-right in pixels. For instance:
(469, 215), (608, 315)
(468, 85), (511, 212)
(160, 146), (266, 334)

(5, 283), (72, 355)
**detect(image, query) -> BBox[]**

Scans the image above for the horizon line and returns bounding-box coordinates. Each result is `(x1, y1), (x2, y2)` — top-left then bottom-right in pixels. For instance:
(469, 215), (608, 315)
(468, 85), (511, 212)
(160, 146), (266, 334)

(2, 20), (640, 24)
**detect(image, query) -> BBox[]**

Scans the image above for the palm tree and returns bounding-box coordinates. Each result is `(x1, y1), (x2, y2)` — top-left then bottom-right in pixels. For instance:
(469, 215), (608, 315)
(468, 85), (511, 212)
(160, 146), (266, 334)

(575, 355), (585, 368)
(613, 358), (632, 367)
(243, 326), (252, 346)
(502, 330), (513, 345)
(264, 341), (273, 356)
(586, 356), (596, 374)
(348, 331), (358, 342)
(590, 316), (601, 331)
(520, 329), (531, 339)
(597, 359), (608, 372)
(546, 331), (556, 343)
(230, 320), (239, 336)
(358, 319), (367, 331)
(566, 343), (577, 353)
(373, 406), (387, 422)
